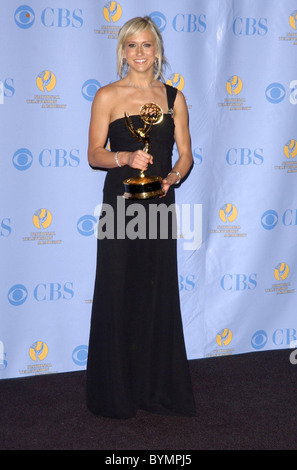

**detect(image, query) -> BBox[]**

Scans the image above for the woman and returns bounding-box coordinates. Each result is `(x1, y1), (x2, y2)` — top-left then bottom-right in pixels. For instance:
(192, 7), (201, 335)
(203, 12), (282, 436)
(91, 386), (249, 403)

(86, 16), (196, 418)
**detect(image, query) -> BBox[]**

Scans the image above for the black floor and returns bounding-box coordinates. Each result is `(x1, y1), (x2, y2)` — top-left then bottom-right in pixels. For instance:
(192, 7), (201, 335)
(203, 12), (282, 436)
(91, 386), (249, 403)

(1, 349), (296, 450)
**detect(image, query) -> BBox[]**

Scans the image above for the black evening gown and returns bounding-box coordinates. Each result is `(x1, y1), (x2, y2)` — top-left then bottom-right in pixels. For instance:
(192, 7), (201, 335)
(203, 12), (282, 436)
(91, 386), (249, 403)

(86, 84), (196, 418)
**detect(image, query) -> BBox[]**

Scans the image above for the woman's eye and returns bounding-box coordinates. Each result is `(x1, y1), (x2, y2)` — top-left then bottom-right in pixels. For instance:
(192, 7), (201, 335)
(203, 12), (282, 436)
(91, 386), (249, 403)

(127, 43), (152, 48)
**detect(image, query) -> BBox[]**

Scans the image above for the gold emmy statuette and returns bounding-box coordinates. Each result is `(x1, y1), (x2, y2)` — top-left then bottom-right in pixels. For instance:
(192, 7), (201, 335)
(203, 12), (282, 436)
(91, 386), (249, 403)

(123, 103), (164, 199)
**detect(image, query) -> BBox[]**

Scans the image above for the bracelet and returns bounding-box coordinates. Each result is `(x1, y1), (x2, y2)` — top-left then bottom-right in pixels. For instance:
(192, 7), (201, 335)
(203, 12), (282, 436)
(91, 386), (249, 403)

(168, 170), (181, 184)
(114, 151), (121, 167)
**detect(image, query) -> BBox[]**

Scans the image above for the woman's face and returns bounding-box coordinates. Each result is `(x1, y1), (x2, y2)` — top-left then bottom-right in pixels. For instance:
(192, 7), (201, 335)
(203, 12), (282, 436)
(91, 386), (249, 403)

(123, 29), (157, 76)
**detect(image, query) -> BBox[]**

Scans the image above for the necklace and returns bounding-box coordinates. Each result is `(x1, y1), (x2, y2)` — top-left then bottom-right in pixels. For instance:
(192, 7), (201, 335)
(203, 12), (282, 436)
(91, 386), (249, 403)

(126, 77), (155, 89)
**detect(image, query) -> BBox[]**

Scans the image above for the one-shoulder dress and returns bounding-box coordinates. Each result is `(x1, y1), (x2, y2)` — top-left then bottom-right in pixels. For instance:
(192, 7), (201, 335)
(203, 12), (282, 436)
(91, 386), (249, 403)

(86, 84), (196, 418)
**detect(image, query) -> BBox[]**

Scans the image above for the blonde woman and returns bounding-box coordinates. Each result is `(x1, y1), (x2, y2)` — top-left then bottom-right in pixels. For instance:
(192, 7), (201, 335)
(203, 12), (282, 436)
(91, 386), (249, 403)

(86, 16), (195, 419)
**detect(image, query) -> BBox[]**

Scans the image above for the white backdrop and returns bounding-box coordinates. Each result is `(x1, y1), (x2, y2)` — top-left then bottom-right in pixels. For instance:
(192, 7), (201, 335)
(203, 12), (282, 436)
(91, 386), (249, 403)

(1, 0), (297, 379)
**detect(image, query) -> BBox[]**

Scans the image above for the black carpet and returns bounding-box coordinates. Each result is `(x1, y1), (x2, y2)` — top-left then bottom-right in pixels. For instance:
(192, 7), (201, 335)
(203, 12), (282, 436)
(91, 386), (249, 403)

(1, 349), (296, 451)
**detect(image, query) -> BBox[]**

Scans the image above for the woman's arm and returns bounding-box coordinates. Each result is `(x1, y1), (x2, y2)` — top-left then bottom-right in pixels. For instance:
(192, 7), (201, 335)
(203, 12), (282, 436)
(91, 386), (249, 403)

(87, 86), (117, 168)
(87, 86), (152, 171)
(162, 90), (193, 194)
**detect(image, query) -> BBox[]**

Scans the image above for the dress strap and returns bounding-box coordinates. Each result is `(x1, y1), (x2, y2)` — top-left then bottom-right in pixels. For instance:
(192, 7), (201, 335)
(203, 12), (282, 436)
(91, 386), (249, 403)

(165, 84), (178, 112)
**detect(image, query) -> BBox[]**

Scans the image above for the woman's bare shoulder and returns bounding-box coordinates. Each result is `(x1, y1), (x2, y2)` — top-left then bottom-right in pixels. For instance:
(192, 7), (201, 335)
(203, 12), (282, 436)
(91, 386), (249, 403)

(95, 79), (126, 97)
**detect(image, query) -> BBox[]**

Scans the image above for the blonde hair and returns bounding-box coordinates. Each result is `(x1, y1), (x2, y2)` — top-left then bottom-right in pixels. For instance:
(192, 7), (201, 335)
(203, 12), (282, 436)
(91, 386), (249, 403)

(116, 16), (167, 80)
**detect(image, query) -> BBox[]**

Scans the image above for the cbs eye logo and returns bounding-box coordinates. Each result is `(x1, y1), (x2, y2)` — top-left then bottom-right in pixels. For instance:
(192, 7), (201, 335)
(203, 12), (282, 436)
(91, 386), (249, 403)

(265, 82), (286, 103)
(14, 5), (35, 29)
(261, 209), (278, 230)
(251, 330), (268, 350)
(77, 215), (97, 236)
(81, 79), (101, 101)
(12, 148), (33, 171)
(8, 284), (28, 306)
(72, 345), (88, 366)
(149, 11), (167, 32)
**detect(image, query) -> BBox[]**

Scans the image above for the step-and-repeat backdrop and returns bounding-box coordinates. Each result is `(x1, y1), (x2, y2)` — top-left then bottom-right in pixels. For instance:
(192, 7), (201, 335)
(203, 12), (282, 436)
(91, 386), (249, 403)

(1, 0), (297, 378)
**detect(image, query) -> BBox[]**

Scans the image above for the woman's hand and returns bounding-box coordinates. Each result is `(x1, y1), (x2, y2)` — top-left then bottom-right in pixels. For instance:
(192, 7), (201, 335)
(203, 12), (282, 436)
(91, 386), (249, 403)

(123, 150), (153, 171)
(160, 172), (180, 197)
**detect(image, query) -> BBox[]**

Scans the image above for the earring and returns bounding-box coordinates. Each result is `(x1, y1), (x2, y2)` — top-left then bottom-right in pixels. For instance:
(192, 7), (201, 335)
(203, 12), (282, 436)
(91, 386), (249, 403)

(122, 58), (129, 76)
